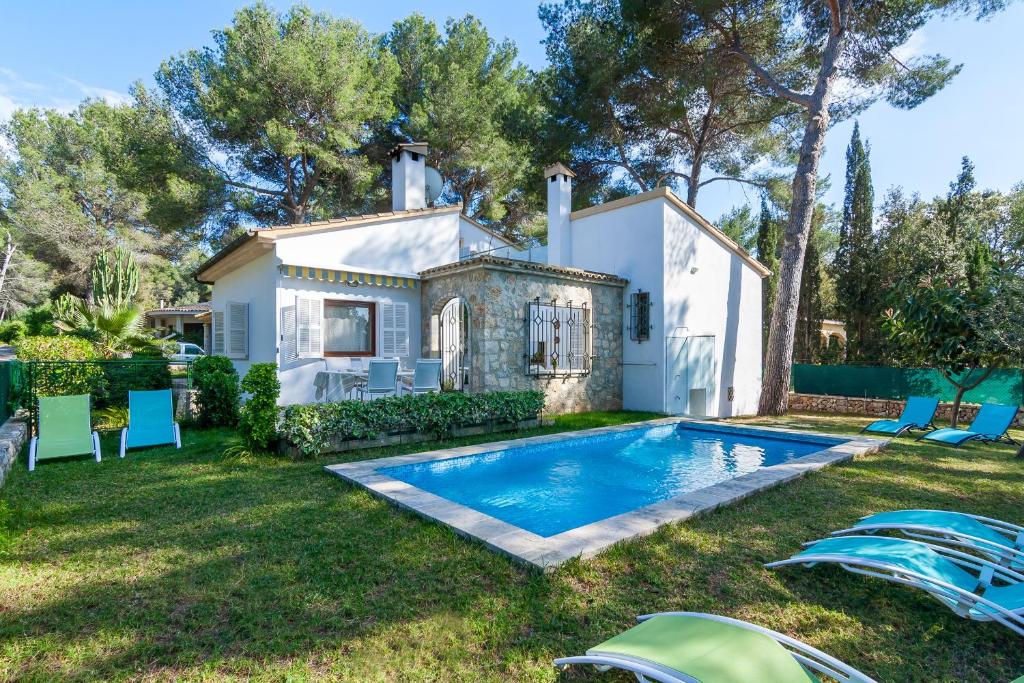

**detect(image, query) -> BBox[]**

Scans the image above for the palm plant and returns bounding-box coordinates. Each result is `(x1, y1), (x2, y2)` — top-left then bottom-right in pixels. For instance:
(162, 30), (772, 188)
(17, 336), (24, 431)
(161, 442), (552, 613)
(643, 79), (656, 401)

(52, 293), (151, 358)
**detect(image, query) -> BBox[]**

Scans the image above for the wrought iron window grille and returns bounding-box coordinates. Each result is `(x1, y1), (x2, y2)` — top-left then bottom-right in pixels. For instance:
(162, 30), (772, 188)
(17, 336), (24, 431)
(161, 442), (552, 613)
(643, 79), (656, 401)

(629, 290), (651, 342)
(524, 297), (591, 377)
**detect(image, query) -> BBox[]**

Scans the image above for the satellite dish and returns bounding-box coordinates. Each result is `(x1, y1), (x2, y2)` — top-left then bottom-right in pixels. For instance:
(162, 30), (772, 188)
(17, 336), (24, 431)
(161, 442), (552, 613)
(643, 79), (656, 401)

(424, 166), (444, 205)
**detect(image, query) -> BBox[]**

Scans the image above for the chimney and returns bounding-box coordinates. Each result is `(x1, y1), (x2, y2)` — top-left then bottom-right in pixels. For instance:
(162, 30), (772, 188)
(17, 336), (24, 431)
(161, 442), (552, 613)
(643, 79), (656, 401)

(391, 142), (428, 211)
(544, 163), (575, 266)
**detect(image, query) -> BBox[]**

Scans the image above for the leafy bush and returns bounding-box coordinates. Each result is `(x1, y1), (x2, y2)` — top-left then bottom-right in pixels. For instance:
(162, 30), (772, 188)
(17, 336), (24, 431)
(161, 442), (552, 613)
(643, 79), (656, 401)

(192, 355), (240, 427)
(15, 335), (106, 399)
(0, 320), (27, 344)
(239, 363), (280, 451)
(281, 390), (545, 458)
(100, 359), (173, 408)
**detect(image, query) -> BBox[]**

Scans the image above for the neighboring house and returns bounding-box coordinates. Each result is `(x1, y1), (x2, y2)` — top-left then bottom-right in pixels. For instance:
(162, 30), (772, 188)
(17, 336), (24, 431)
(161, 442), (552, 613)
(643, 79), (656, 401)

(145, 302), (211, 349)
(820, 319), (847, 349)
(196, 143), (768, 416)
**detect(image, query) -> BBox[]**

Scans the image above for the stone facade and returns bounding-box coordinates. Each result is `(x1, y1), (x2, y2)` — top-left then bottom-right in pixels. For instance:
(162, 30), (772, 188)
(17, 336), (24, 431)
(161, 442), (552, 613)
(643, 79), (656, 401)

(0, 414), (28, 488)
(420, 256), (627, 414)
(789, 392), (1024, 427)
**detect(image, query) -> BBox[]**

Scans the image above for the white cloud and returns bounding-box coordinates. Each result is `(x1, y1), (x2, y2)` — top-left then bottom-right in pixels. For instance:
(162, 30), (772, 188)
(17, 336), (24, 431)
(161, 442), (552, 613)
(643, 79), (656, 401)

(893, 30), (927, 64)
(61, 77), (131, 106)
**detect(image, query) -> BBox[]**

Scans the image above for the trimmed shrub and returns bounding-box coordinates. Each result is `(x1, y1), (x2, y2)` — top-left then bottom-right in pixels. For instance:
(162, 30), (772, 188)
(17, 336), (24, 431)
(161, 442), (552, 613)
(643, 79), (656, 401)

(192, 355), (240, 427)
(0, 320), (26, 344)
(239, 363), (280, 451)
(280, 390), (545, 458)
(16, 335), (106, 399)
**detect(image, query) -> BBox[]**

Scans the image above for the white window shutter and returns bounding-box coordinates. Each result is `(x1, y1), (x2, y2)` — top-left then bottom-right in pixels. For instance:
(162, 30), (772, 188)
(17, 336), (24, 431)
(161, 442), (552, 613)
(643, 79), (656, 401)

(295, 296), (322, 358)
(380, 302), (409, 357)
(280, 304), (297, 363)
(227, 301), (249, 359)
(212, 311), (225, 355)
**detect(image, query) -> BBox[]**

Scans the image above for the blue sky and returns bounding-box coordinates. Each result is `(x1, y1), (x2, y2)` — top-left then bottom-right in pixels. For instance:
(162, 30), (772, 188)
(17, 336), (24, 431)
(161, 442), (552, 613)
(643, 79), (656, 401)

(2, 0), (1022, 223)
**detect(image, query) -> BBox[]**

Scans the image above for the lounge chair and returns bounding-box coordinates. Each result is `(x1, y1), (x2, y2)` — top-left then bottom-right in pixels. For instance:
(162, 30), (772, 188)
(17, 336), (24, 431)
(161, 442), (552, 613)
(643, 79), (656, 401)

(917, 402), (1019, 447)
(28, 394), (101, 471)
(119, 389), (181, 458)
(832, 509), (1024, 569)
(861, 396), (938, 436)
(766, 536), (1024, 636)
(554, 611), (877, 682)
(402, 359), (442, 396)
(357, 359), (399, 401)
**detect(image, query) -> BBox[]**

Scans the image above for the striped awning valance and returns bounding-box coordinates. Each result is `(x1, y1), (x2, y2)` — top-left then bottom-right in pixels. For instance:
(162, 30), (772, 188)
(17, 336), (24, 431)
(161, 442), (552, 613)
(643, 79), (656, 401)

(279, 264), (418, 289)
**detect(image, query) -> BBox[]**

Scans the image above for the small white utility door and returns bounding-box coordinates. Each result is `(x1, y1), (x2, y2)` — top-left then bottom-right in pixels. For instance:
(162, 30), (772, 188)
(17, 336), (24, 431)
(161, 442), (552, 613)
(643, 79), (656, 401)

(666, 335), (716, 416)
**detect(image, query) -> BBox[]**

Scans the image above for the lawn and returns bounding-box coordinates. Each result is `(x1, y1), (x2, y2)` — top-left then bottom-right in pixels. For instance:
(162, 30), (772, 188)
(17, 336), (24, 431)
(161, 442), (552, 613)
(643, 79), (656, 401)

(1, 411), (1022, 681)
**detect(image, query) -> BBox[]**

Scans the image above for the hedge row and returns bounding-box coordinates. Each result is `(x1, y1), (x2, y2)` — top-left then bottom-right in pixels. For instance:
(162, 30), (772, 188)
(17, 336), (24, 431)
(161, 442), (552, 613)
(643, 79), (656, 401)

(281, 390), (545, 458)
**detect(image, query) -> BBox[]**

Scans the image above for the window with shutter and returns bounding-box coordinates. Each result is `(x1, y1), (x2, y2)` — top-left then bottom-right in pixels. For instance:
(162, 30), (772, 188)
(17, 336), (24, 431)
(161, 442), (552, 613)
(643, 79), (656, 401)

(380, 302), (409, 357)
(227, 301), (249, 359)
(212, 311), (225, 355)
(295, 297), (323, 358)
(280, 304), (297, 363)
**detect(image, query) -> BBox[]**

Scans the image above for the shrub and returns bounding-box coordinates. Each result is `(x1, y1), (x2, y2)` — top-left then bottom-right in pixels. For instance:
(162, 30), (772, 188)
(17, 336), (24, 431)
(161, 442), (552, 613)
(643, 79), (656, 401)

(15, 335), (106, 400)
(192, 355), (240, 427)
(280, 390), (545, 458)
(239, 363), (280, 451)
(0, 320), (26, 344)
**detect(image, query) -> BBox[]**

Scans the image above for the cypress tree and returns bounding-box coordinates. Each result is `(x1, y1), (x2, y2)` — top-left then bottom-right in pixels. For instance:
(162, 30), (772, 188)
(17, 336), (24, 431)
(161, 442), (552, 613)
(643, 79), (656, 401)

(835, 122), (876, 360)
(755, 196), (780, 347)
(794, 233), (824, 363)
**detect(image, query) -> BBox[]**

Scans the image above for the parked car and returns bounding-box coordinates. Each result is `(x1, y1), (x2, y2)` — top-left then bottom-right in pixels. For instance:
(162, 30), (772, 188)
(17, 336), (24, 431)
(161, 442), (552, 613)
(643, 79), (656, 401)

(168, 342), (205, 362)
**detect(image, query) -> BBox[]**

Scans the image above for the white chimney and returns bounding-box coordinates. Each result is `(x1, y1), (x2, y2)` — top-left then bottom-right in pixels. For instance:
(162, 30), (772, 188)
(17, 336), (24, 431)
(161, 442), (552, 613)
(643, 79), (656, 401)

(545, 163), (575, 266)
(391, 142), (428, 211)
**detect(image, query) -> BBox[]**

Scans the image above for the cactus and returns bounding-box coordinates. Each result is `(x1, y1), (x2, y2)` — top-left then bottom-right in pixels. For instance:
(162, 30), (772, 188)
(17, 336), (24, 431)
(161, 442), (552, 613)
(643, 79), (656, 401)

(92, 246), (139, 308)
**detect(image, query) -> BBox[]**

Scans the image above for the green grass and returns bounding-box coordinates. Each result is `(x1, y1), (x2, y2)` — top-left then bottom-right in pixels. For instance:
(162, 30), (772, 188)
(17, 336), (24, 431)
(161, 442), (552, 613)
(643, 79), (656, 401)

(1, 411), (1022, 681)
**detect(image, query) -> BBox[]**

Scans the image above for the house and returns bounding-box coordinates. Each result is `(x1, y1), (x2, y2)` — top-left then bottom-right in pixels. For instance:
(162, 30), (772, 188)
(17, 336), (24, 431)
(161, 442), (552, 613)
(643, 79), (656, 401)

(145, 302), (212, 349)
(195, 143), (768, 416)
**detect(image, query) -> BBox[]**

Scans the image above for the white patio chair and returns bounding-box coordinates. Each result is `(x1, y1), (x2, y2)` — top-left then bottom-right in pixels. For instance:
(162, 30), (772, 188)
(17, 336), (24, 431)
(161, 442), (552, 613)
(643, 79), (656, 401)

(357, 359), (399, 401)
(403, 359), (442, 396)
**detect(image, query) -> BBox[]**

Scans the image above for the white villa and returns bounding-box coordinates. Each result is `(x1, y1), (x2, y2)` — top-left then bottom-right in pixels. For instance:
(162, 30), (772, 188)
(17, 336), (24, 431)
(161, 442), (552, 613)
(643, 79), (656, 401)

(196, 143), (769, 416)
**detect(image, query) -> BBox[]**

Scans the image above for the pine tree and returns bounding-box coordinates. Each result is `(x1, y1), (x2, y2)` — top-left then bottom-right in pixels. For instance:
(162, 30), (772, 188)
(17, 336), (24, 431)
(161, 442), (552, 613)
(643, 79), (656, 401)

(939, 157), (976, 242)
(835, 122), (876, 360)
(755, 196), (780, 347)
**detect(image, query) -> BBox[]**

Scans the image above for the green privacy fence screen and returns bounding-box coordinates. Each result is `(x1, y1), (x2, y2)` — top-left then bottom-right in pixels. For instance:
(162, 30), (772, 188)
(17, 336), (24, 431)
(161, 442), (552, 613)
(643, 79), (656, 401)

(0, 361), (21, 422)
(791, 364), (1024, 407)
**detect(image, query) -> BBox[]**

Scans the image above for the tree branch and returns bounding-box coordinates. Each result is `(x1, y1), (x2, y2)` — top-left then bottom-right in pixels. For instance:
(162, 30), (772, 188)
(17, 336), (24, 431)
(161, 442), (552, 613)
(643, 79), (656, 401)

(697, 175), (770, 189)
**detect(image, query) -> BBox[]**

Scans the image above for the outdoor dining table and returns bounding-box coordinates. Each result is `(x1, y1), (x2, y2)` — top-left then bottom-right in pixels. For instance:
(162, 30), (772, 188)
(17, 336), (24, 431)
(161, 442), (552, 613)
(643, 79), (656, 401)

(316, 367), (416, 400)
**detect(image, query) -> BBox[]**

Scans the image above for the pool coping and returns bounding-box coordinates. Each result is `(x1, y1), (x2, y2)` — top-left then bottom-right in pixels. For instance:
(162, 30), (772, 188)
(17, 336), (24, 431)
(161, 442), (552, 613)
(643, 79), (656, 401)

(324, 417), (888, 571)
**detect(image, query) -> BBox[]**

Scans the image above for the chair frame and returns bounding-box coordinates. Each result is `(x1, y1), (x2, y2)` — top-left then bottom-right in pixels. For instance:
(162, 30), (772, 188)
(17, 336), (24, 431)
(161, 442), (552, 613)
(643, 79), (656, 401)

(28, 431), (101, 472)
(118, 390), (182, 458)
(357, 359), (400, 401)
(403, 359), (442, 396)
(832, 510), (1024, 568)
(554, 612), (878, 683)
(860, 397), (938, 437)
(767, 536), (1024, 636)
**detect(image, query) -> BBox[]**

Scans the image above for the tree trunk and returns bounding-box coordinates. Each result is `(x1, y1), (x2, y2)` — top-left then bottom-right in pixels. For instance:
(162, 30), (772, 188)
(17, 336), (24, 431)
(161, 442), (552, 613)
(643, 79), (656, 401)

(949, 385), (967, 429)
(686, 156), (703, 207)
(758, 31), (847, 416)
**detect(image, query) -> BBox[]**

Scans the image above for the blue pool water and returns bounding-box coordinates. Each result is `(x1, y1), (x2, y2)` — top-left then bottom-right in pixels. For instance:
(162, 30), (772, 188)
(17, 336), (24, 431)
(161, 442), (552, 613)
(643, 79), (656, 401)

(379, 423), (842, 537)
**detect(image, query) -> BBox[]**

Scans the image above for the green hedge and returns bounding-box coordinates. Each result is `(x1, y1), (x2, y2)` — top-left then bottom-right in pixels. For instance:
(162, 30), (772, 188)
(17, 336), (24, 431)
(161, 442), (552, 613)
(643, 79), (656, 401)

(239, 363), (280, 451)
(281, 390), (545, 458)
(192, 355), (240, 427)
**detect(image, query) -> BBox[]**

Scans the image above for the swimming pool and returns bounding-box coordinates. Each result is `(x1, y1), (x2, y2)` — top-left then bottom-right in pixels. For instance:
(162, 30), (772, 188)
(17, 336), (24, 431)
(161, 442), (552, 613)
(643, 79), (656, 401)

(326, 418), (886, 569)
(380, 423), (840, 537)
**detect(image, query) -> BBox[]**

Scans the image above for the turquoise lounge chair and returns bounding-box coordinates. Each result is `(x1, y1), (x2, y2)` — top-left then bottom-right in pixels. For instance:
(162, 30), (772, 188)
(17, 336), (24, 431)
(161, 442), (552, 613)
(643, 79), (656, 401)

(767, 536), (1024, 636)
(555, 612), (877, 682)
(27, 394), (101, 471)
(119, 389), (181, 458)
(832, 509), (1024, 570)
(861, 396), (938, 436)
(917, 402), (1019, 447)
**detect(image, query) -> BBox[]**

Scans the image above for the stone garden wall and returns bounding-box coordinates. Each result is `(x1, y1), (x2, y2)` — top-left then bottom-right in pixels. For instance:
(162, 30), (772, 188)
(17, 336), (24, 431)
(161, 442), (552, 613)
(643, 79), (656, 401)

(789, 392), (1024, 427)
(0, 414), (28, 488)
(420, 256), (627, 414)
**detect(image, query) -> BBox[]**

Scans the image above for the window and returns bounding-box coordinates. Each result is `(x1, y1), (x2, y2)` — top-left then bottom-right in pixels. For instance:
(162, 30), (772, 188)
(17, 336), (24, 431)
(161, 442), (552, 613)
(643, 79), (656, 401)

(525, 298), (590, 376)
(323, 300), (375, 356)
(629, 290), (651, 342)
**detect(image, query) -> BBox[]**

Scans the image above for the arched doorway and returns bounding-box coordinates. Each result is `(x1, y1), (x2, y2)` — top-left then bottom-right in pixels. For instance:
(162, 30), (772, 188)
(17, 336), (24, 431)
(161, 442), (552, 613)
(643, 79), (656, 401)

(437, 297), (470, 390)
